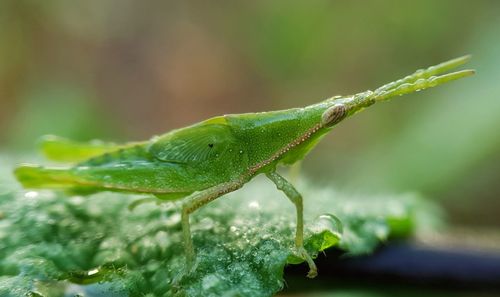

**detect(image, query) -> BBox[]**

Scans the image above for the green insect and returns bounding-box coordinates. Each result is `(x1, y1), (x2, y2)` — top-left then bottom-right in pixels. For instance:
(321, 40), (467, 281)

(14, 56), (474, 278)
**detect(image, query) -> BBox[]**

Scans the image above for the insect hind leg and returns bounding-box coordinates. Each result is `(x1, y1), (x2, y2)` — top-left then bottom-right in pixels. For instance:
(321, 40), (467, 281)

(180, 180), (244, 269)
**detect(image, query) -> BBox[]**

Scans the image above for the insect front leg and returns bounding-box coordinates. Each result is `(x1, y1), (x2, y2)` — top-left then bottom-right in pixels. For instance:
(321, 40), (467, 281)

(180, 180), (244, 270)
(266, 171), (318, 278)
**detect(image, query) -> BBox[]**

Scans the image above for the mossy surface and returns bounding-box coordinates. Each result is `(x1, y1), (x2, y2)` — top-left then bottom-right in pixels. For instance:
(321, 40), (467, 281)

(0, 165), (440, 297)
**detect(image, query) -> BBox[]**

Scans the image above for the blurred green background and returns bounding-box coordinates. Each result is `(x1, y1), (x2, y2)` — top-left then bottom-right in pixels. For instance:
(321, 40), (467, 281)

(1, 0), (499, 231)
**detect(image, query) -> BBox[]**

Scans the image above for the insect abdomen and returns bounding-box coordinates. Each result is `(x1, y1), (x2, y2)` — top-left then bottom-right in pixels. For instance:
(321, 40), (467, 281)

(14, 165), (79, 189)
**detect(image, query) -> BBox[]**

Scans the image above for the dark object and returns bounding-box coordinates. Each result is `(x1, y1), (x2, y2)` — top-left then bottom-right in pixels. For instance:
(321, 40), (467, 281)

(286, 243), (500, 290)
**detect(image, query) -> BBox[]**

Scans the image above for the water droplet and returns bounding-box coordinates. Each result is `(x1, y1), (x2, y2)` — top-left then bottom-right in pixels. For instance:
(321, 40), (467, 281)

(202, 274), (220, 290)
(248, 201), (260, 210)
(374, 224), (389, 240)
(69, 196), (85, 205)
(165, 213), (181, 226)
(198, 217), (215, 230)
(316, 213), (343, 234)
(24, 191), (38, 199)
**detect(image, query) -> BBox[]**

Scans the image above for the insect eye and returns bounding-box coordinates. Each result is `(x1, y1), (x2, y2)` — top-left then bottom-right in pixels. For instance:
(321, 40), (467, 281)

(321, 104), (346, 127)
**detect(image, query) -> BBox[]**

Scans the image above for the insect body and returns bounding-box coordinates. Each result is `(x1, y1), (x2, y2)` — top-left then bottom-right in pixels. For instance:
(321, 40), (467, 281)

(14, 56), (474, 278)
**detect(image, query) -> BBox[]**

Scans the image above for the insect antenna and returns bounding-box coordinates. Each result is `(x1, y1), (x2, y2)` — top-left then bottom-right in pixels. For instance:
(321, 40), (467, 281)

(371, 55), (474, 102)
(374, 55), (471, 95)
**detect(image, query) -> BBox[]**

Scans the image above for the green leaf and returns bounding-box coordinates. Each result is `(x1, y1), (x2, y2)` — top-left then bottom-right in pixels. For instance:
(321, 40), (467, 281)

(0, 164), (440, 297)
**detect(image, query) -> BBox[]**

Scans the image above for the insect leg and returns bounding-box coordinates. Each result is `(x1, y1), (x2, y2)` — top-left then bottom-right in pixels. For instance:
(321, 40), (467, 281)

(180, 180), (244, 269)
(266, 171), (318, 278)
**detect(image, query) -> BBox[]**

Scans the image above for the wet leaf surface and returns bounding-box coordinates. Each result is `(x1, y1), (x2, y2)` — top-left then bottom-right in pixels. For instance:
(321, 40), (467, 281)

(0, 169), (439, 297)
